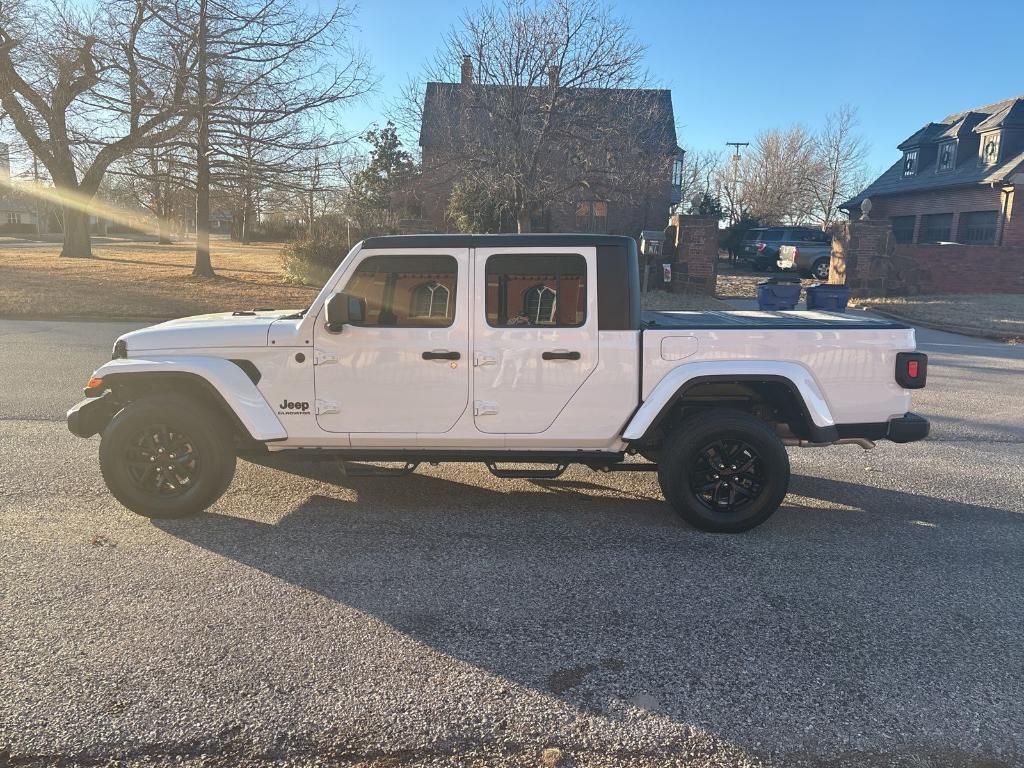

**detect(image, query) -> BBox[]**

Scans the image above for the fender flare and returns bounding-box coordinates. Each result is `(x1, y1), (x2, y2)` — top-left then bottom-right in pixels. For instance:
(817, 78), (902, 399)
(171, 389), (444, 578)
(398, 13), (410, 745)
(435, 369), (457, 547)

(91, 356), (287, 442)
(622, 361), (837, 443)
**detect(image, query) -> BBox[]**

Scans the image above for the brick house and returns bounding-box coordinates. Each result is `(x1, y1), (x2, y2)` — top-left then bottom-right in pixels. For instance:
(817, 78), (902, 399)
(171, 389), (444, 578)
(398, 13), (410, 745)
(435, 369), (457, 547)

(416, 57), (681, 235)
(842, 95), (1024, 248)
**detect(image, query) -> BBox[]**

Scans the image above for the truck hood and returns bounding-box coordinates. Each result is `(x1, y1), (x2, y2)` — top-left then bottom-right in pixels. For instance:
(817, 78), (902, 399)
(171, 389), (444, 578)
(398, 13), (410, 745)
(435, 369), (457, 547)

(120, 310), (301, 351)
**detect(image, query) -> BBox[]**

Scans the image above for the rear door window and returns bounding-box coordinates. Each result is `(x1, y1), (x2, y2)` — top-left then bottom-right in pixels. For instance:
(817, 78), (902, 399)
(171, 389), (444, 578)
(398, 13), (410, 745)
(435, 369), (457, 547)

(761, 229), (784, 242)
(484, 254), (587, 327)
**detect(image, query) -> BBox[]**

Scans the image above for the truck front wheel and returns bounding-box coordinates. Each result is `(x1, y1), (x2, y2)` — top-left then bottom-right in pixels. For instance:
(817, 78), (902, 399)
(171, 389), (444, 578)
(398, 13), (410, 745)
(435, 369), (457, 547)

(657, 410), (790, 532)
(99, 395), (236, 518)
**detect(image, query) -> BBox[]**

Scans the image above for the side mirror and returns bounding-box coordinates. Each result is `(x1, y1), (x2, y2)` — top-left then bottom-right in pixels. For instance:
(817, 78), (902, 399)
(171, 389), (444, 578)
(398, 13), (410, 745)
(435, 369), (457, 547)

(324, 292), (365, 333)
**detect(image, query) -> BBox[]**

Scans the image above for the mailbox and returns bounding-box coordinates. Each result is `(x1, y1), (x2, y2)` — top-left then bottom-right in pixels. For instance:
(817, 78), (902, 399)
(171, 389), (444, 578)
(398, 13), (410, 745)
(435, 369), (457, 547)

(639, 230), (665, 257)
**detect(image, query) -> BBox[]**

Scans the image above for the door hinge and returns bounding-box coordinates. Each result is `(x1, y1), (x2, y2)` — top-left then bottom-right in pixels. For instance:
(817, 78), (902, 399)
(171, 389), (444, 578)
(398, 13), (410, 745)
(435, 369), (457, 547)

(315, 399), (340, 416)
(474, 351), (498, 367)
(474, 400), (498, 416)
(313, 350), (338, 366)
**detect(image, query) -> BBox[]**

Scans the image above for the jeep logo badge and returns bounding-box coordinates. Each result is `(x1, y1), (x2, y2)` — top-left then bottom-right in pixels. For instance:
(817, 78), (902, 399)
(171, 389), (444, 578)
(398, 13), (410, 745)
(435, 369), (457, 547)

(278, 399), (310, 414)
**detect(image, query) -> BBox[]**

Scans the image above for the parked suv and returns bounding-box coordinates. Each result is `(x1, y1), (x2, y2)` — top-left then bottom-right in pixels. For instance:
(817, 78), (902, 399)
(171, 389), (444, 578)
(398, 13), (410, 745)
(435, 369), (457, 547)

(740, 226), (833, 278)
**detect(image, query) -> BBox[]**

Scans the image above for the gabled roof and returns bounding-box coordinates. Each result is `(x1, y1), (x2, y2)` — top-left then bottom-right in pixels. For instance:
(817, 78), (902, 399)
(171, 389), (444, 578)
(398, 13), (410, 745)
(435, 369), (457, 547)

(897, 122), (949, 150)
(974, 98), (1024, 132)
(843, 95), (1024, 210)
(936, 112), (986, 140)
(419, 81), (677, 155)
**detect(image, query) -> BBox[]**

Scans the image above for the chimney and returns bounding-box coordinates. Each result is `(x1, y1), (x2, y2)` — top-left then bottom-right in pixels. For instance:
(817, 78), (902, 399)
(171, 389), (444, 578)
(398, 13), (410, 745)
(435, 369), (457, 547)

(547, 65), (560, 88)
(460, 55), (473, 85)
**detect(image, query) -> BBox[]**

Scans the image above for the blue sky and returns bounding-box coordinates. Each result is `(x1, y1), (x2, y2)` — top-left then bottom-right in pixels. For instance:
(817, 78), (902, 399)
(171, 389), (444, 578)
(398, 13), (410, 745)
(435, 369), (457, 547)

(343, 0), (1024, 175)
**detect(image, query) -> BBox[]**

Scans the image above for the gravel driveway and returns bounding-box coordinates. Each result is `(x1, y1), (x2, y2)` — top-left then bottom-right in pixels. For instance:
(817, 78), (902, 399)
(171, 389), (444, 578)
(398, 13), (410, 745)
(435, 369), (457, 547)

(1, 320), (1022, 768)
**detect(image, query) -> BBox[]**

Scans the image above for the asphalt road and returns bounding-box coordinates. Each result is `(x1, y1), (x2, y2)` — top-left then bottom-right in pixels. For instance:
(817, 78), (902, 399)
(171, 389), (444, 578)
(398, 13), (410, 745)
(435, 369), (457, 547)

(1, 319), (1022, 767)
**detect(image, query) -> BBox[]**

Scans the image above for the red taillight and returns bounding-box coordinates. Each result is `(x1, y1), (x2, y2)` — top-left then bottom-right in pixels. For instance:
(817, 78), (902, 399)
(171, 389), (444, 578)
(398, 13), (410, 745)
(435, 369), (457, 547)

(756, 242), (766, 252)
(896, 352), (927, 389)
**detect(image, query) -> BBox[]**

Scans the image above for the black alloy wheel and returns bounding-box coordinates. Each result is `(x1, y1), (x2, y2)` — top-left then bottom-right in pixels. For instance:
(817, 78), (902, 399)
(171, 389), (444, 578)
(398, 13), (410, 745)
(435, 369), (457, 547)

(124, 424), (200, 498)
(657, 409), (790, 533)
(100, 395), (236, 518)
(688, 438), (765, 514)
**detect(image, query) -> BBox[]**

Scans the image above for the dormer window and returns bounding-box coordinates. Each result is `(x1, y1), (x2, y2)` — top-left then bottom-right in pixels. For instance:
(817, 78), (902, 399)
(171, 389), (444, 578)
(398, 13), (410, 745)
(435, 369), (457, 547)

(903, 149), (918, 177)
(937, 142), (956, 172)
(981, 132), (1000, 165)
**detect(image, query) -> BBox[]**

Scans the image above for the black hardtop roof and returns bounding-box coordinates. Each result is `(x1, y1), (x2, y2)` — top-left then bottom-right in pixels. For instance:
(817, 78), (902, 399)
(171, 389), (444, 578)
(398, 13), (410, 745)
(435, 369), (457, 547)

(360, 233), (636, 249)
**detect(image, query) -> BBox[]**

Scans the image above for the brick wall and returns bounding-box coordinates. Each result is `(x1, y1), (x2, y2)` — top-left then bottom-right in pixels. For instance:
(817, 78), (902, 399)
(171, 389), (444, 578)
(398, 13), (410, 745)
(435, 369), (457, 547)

(831, 218), (1024, 295)
(889, 244), (1024, 294)
(667, 214), (719, 295)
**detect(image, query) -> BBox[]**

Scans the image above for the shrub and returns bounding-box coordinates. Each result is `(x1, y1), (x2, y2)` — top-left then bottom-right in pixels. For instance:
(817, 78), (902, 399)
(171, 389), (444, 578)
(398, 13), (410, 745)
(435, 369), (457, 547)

(282, 237), (350, 286)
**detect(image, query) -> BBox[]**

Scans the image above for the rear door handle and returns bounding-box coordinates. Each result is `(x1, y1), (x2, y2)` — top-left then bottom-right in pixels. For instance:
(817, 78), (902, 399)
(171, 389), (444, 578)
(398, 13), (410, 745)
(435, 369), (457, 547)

(542, 350), (581, 361)
(422, 350), (461, 360)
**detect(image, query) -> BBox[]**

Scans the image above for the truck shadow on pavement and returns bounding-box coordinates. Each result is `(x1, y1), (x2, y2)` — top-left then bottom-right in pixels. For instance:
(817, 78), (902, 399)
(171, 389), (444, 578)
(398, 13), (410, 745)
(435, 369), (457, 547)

(152, 457), (1024, 758)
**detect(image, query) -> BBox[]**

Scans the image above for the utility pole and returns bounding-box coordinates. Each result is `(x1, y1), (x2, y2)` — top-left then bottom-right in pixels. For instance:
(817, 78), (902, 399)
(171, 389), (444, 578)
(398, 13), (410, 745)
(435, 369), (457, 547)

(725, 141), (749, 226)
(192, 0), (215, 277)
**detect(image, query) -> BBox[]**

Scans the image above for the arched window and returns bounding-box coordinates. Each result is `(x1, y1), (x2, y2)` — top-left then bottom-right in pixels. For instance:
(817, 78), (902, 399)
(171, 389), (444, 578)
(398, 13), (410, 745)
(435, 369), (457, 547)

(410, 281), (450, 319)
(524, 284), (557, 325)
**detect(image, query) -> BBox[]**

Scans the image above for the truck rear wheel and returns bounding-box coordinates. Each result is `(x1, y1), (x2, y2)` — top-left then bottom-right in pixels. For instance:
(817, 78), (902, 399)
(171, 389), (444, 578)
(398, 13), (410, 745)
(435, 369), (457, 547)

(811, 257), (830, 280)
(99, 395), (236, 518)
(657, 410), (790, 532)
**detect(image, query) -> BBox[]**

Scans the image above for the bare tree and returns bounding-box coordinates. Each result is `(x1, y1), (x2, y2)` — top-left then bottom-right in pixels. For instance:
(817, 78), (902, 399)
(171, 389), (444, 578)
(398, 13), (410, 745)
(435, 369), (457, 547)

(675, 147), (721, 213)
(807, 105), (868, 229)
(147, 0), (371, 275)
(738, 126), (817, 225)
(405, 0), (671, 233)
(0, 0), (195, 257)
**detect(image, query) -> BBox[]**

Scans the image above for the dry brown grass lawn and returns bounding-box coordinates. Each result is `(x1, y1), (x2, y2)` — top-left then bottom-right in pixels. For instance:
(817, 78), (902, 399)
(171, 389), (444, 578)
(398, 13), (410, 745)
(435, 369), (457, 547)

(853, 294), (1024, 341)
(0, 239), (318, 321)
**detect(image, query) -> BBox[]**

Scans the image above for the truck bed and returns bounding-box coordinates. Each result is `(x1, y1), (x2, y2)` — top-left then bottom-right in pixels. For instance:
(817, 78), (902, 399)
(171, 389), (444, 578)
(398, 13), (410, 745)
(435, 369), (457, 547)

(642, 309), (908, 331)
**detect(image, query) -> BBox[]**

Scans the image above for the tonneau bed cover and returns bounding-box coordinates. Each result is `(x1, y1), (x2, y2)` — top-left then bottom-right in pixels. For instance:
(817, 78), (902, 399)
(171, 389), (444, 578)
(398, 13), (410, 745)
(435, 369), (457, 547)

(642, 309), (908, 331)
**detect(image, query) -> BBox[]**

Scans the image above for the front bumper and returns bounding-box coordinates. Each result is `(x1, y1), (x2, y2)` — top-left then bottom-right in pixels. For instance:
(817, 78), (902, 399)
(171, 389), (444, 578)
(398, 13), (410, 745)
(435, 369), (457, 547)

(67, 392), (119, 438)
(835, 412), (930, 444)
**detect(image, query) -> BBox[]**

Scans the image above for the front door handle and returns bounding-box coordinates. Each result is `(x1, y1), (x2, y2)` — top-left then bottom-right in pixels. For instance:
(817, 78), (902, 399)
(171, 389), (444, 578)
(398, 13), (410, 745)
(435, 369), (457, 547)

(542, 350), (581, 361)
(422, 350), (461, 360)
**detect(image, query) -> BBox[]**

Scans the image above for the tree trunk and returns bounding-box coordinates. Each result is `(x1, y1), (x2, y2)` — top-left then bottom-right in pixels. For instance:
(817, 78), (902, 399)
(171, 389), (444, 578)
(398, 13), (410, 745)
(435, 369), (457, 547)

(516, 206), (531, 233)
(157, 214), (172, 245)
(192, 0), (216, 278)
(60, 207), (92, 258)
(241, 205), (250, 244)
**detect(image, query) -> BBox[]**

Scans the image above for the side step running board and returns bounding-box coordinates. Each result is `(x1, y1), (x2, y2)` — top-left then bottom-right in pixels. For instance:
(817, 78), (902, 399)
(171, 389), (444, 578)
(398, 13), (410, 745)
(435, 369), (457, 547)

(338, 460), (421, 477)
(485, 462), (569, 479)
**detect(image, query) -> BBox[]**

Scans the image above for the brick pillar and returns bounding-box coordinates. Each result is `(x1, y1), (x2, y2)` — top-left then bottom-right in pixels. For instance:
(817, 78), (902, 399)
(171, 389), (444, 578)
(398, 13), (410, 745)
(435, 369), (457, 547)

(830, 219), (895, 297)
(667, 214), (719, 295)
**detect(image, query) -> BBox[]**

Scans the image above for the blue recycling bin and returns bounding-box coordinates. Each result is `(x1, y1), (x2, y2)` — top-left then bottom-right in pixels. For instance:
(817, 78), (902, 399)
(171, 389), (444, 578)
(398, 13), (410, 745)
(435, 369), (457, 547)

(806, 283), (850, 312)
(756, 278), (801, 311)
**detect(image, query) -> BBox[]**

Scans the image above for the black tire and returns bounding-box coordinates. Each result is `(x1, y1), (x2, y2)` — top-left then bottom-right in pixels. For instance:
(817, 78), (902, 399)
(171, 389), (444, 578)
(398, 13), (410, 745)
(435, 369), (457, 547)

(99, 395), (237, 518)
(657, 410), (790, 533)
(811, 258), (831, 281)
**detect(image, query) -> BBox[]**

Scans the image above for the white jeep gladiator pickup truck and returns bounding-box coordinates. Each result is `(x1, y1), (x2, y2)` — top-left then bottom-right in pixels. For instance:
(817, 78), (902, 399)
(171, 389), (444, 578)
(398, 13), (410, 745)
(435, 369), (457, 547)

(68, 234), (929, 532)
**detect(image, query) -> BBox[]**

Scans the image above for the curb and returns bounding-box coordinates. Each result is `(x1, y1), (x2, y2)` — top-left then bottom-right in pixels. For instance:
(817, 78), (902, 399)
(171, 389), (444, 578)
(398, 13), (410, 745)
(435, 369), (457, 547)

(854, 305), (1021, 343)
